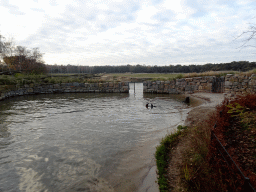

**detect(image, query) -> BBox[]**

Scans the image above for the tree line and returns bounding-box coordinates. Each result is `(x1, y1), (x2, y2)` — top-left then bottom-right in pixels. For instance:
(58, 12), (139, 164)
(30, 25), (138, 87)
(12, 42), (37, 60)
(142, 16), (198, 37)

(0, 34), (47, 74)
(1, 33), (256, 75)
(46, 61), (256, 74)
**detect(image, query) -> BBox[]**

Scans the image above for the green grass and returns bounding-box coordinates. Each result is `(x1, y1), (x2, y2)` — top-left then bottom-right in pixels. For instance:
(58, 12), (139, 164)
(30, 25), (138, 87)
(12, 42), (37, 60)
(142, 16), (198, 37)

(0, 73), (118, 93)
(1, 70), (255, 92)
(103, 73), (182, 81)
(103, 70), (246, 81)
(0, 73), (102, 87)
(155, 125), (187, 192)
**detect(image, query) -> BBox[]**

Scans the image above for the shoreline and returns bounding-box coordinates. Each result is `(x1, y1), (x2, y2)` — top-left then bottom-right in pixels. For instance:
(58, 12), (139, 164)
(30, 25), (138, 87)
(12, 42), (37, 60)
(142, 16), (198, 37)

(105, 95), (194, 192)
(132, 93), (217, 192)
(142, 93), (224, 192)
(166, 92), (225, 191)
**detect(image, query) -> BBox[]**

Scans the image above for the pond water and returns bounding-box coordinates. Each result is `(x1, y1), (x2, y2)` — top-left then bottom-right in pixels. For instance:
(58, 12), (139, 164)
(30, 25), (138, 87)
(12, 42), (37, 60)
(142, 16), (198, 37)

(0, 83), (190, 192)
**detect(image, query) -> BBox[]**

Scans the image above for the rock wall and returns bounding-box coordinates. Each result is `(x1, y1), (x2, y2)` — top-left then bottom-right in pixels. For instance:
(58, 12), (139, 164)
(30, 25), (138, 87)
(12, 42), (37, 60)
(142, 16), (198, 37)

(224, 74), (256, 97)
(1, 74), (256, 101)
(0, 82), (129, 101)
(143, 74), (256, 96)
(143, 76), (225, 94)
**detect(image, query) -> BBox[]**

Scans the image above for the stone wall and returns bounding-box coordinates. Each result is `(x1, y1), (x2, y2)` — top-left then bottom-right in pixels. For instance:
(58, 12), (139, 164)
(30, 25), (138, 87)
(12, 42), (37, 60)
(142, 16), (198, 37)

(143, 76), (225, 94)
(0, 82), (129, 101)
(1, 74), (256, 101)
(143, 74), (256, 96)
(224, 74), (256, 97)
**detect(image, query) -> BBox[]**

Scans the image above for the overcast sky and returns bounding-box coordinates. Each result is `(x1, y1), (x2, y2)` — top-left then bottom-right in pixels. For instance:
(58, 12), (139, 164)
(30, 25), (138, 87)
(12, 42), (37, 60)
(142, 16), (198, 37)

(1, 0), (256, 66)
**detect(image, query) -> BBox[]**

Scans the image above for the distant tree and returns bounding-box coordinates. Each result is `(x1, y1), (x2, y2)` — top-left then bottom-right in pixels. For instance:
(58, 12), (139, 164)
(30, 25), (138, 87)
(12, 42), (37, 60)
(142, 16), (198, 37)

(0, 34), (15, 66)
(44, 62), (256, 75)
(0, 34), (5, 55)
(3, 46), (46, 74)
(1, 38), (16, 58)
(0, 32), (46, 74)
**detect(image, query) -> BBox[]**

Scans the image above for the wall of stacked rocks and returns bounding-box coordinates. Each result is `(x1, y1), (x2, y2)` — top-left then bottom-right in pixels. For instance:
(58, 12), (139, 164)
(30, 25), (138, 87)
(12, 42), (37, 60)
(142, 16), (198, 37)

(0, 82), (129, 101)
(224, 74), (256, 97)
(143, 76), (225, 94)
(1, 74), (256, 101)
(143, 74), (256, 97)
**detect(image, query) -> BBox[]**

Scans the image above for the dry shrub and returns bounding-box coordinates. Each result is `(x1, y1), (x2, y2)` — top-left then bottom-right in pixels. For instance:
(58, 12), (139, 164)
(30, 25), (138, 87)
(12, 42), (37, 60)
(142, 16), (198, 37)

(243, 68), (256, 76)
(184, 71), (237, 78)
(180, 111), (224, 192)
(208, 94), (256, 191)
(181, 94), (256, 191)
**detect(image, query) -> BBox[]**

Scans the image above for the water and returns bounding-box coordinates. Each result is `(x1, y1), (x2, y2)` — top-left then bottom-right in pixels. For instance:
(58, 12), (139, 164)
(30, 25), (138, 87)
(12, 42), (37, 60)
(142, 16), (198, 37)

(0, 83), (189, 191)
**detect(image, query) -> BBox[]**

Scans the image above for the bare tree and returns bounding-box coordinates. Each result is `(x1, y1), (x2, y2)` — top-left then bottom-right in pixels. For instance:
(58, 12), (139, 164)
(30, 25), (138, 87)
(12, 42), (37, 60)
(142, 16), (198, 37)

(237, 23), (256, 48)
(0, 32), (46, 74)
(16, 46), (27, 57)
(30, 47), (44, 63)
(0, 34), (4, 54)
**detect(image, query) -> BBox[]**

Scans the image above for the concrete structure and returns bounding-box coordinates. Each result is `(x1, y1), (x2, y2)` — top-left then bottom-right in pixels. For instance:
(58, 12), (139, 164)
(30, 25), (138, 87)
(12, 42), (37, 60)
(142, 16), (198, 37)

(1, 74), (256, 101)
(0, 82), (129, 101)
(143, 76), (225, 94)
(143, 74), (256, 98)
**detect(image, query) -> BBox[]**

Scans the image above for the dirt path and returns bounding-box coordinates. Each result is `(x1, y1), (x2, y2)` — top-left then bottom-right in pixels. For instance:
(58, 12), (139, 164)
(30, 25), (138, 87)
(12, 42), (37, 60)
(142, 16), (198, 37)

(166, 93), (225, 191)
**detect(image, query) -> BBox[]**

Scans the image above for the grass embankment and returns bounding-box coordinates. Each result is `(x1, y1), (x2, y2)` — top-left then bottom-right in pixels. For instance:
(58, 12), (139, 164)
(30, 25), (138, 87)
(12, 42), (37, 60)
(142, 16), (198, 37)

(155, 125), (188, 191)
(104, 69), (256, 81)
(180, 94), (256, 192)
(104, 73), (182, 81)
(103, 70), (244, 81)
(0, 73), (104, 92)
(1, 69), (255, 91)
(1, 69), (256, 93)
(155, 94), (256, 192)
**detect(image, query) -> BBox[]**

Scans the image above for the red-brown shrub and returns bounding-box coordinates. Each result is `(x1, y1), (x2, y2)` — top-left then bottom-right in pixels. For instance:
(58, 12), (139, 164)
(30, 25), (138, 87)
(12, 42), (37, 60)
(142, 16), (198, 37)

(208, 94), (256, 190)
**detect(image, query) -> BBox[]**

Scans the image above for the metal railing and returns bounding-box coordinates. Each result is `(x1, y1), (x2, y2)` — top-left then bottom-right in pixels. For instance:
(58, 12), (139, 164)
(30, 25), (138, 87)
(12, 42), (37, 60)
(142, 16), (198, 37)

(211, 120), (256, 192)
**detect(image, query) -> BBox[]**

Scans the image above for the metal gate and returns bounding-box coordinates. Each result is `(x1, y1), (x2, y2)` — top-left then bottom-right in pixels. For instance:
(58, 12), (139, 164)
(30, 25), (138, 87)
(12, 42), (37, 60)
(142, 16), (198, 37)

(212, 77), (225, 93)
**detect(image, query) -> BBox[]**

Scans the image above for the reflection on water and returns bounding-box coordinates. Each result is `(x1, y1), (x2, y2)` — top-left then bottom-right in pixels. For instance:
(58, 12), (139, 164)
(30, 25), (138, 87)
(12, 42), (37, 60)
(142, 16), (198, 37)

(0, 83), (189, 191)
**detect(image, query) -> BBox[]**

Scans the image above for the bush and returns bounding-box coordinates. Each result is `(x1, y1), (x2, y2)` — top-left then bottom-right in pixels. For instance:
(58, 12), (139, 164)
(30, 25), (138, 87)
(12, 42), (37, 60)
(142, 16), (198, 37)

(181, 94), (256, 191)
(176, 74), (184, 79)
(177, 125), (188, 131)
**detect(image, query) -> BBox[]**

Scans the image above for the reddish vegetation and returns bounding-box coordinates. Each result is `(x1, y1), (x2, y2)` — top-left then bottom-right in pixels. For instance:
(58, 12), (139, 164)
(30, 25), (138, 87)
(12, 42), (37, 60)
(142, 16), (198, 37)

(209, 94), (256, 191)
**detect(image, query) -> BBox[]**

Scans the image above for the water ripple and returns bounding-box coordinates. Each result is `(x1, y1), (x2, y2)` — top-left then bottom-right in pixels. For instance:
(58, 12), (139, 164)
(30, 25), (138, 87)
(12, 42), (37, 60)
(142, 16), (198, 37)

(0, 84), (188, 191)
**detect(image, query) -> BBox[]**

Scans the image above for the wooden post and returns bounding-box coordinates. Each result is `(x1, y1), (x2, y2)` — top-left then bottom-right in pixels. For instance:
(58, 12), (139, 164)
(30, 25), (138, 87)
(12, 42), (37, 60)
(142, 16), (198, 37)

(134, 82), (135, 93)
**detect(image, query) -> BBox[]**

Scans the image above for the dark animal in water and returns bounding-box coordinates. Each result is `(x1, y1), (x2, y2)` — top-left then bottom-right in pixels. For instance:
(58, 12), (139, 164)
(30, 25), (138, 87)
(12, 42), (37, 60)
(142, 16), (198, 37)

(146, 103), (156, 109)
(184, 97), (190, 104)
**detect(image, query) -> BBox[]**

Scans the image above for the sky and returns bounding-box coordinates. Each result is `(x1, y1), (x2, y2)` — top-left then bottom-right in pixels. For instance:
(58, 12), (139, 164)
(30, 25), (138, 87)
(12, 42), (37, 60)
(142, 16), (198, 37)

(0, 0), (256, 66)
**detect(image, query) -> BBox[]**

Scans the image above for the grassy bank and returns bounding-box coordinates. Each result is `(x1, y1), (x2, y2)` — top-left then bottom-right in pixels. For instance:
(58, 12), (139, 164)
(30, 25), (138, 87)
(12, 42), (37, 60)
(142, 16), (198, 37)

(1, 69), (255, 88)
(103, 73), (182, 81)
(0, 73), (106, 92)
(155, 125), (187, 191)
(1, 70), (255, 93)
(180, 95), (256, 191)
(155, 94), (256, 192)
(0, 73), (102, 85)
(101, 70), (244, 81)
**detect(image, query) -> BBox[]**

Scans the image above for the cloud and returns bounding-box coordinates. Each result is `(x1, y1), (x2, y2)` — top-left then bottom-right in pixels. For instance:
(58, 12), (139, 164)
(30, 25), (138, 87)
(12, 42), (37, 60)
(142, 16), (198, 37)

(0, 0), (25, 15)
(0, 0), (256, 66)
(153, 10), (175, 22)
